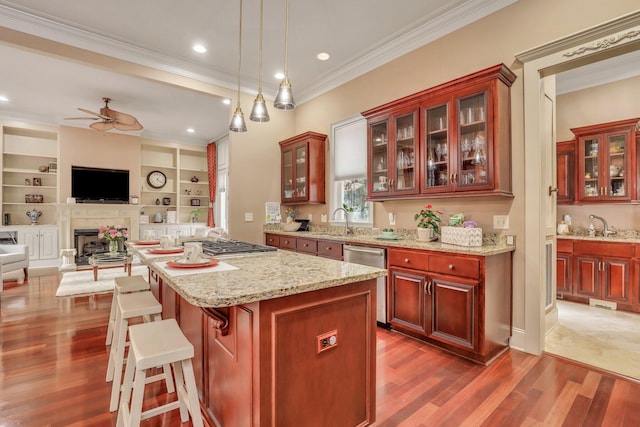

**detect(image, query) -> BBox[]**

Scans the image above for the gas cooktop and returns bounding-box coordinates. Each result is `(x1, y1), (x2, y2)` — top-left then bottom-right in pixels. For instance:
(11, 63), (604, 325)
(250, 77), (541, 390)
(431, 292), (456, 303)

(194, 239), (277, 257)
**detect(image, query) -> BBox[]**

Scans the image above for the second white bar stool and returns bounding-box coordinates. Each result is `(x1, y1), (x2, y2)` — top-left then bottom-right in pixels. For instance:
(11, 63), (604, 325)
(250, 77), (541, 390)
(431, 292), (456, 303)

(105, 275), (150, 346)
(107, 291), (174, 412)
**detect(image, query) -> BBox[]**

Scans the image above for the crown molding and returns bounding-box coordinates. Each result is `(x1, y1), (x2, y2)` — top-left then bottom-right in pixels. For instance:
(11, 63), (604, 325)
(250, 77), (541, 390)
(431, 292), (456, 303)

(296, 0), (518, 103)
(516, 9), (640, 63)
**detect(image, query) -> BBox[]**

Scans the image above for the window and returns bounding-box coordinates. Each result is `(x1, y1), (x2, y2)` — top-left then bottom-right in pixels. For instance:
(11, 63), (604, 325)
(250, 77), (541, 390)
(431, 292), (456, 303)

(330, 115), (372, 227)
(215, 137), (229, 231)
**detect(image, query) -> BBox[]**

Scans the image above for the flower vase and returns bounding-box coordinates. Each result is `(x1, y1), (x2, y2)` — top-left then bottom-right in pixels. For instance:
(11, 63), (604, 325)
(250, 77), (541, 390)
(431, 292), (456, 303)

(417, 227), (436, 242)
(108, 240), (118, 255)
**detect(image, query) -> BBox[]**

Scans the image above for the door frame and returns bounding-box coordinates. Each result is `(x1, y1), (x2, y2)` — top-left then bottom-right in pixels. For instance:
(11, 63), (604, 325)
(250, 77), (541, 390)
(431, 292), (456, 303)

(516, 10), (640, 355)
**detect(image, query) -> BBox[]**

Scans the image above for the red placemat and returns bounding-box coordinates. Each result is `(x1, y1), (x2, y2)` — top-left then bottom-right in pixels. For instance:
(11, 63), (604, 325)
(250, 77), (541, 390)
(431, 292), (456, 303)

(132, 241), (161, 246)
(166, 258), (220, 269)
(148, 247), (184, 254)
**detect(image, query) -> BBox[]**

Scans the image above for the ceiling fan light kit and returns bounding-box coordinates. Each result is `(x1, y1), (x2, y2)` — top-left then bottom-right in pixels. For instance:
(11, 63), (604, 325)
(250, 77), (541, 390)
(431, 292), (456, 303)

(229, 0), (248, 133)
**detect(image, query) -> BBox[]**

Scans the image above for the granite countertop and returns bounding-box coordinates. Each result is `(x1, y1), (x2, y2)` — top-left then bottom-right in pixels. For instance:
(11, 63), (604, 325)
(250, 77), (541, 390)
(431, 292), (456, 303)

(557, 234), (640, 243)
(128, 244), (387, 308)
(266, 230), (515, 256)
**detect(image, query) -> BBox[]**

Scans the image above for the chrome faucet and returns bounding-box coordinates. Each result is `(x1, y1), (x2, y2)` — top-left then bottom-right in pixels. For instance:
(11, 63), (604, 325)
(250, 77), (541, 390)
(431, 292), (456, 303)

(589, 214), (617, 237)
(332, 207), (352, 234)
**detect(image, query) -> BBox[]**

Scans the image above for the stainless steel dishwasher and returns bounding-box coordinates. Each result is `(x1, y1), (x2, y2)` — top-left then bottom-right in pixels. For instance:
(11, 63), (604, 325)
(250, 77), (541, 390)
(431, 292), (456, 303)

(343, 244), (387, 326)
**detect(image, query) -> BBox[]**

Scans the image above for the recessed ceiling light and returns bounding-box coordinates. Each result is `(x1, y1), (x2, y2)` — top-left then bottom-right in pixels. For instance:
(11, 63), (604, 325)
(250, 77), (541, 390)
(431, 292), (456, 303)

(275, 72), (285, 80)
(222, 98), (231, 105)
(0, 95), (8, 102)
(193, 44), (207, 53)
(316, 52), (330, 61)
(187, 128), (195, 133)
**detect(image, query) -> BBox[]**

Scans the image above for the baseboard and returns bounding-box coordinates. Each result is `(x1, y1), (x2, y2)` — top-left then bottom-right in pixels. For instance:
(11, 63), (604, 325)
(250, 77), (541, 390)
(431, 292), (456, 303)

(28, 266), (59, 277)
(509, 327), (526, 352)
(589, 298), (617, 310)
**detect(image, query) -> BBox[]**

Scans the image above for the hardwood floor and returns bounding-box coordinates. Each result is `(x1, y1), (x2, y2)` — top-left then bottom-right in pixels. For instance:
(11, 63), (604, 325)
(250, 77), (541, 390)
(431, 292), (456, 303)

(2, 275), (640, 426)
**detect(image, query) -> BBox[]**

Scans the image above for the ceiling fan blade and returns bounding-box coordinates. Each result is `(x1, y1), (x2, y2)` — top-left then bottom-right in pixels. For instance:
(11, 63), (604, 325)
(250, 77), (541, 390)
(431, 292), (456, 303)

(113, 119), (143, 131)
(90, 121), (114, 131)
(103, 108), (138, 126)
(64, 117), (98, 120)
(79, 108), (111, 121)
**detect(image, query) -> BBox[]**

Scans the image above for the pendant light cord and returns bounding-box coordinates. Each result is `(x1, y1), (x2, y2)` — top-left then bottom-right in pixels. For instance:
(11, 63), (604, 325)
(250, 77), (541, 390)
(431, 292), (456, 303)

(236, 0), (243, 108)
(258, 0), (263, 92)
(283, 0), (289, 76)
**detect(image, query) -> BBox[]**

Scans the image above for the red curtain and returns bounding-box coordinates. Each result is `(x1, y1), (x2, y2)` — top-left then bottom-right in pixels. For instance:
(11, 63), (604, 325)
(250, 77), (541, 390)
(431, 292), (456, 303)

(206, 142), (217, 227)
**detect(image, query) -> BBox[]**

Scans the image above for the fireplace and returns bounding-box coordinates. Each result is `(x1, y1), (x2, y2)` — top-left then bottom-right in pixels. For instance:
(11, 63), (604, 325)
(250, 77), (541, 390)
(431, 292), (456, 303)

(74, 228), (127, 265)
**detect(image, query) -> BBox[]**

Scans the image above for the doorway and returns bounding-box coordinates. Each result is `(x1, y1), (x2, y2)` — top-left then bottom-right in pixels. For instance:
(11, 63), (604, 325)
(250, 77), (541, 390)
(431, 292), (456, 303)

(517, 11), (640, 359)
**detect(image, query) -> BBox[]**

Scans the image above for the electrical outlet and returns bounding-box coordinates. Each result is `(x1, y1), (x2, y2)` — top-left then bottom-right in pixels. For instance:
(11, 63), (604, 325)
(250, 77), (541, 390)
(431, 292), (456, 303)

(321, 214), (327, 223)
(388, 213), (396, 225)
(308, 214), (312, 222)
(493, 215), (509, 230)
(244, 212), (253, 222)
(506, 235), (515, 245)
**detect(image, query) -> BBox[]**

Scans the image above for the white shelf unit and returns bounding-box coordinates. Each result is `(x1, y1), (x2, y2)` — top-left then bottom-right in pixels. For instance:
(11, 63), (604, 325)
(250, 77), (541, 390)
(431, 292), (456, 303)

(2, 126), (59, 226)
(179, 148), (210, 223)
(140, 144), (210, 225)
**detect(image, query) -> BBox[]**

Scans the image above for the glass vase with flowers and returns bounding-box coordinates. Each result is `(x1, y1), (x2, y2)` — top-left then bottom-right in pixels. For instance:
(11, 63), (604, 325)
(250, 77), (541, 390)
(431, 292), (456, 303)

(99, 225), (128, 255)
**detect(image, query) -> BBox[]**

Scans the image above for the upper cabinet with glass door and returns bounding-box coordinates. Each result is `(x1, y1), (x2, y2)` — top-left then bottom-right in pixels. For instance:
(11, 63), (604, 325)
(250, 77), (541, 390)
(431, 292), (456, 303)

(366, 105), (419, 200)
(572, 118), (639, 203)
(279, 131), (327, 205)
(364, 64), (515, 200)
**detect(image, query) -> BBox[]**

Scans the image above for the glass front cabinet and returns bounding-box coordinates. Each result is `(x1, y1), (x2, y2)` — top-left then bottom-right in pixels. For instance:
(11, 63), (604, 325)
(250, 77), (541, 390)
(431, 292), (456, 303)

(572, 118), (639, 203)
(280, 131), (326, 205)
(364, 64), (516, 200)
(367, 107), (419, 199)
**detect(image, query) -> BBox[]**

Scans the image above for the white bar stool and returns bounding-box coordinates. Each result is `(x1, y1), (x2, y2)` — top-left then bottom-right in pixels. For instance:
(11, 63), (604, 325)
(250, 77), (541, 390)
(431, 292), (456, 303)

(107, 291), (174, 412)
(117, 318), (203, 427)
(106, 275), (150, 346)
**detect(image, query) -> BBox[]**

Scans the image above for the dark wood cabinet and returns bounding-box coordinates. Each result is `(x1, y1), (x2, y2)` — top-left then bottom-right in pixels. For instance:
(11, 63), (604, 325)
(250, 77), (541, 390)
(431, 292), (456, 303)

(389, 267), (429, 335)
(280, 131), (326, 204)
(556, 140), (576, 204)
(363, 64), (516, 200)
(367, 106), (419, 198)
(387, 247), (512, 364)
(561, 239), (634, 311)
(265, 233), (343, 260)
(429, 276), (477, 351)
(572, 118), (639, 203)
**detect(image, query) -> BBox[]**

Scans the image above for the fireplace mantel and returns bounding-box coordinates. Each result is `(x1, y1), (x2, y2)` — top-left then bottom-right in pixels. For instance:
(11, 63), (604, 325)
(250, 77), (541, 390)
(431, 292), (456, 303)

(58, 203), (141, 250)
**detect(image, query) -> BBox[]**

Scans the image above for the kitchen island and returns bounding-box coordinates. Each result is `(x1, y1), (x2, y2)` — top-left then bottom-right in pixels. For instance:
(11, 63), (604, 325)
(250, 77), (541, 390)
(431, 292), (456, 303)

(129, 244), (387, 427)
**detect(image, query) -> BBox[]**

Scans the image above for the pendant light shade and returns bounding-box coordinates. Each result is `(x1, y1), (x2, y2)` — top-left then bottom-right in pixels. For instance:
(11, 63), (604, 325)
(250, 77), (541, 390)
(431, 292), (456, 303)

(229, 0), (247, 132)
(250, 0), (270, 122)
(274, 0), (295, 110)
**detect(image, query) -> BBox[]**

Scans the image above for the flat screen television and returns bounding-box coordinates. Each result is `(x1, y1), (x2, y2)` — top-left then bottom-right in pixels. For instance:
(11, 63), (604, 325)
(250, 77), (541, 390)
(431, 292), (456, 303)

(71, 166), (130, 204)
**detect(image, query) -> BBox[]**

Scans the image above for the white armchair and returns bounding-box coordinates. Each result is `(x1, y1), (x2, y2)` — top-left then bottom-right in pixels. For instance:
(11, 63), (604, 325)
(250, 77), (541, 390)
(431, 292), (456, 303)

(0, 244), (29, 285)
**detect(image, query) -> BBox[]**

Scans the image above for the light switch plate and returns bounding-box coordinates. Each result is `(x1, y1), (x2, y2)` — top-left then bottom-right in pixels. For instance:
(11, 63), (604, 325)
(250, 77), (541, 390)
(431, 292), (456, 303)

(493, 215), (509, 230)
(244, 212), (253, 222)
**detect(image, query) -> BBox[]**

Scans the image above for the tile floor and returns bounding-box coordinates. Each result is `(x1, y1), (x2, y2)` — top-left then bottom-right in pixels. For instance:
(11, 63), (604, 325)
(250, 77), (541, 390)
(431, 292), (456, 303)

(545, 299), (640, 381)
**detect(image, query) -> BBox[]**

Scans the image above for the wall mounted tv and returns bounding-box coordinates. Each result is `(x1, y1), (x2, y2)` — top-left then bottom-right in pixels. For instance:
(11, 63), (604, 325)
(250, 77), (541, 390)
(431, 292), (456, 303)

(71, 166), (130, 204)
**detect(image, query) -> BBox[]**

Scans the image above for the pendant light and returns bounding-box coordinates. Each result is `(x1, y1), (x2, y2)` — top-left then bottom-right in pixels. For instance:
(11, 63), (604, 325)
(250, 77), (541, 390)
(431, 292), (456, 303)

(250, 0), (270, 122)
(229, 0), (247, 132)
(273, 0), (295, 110)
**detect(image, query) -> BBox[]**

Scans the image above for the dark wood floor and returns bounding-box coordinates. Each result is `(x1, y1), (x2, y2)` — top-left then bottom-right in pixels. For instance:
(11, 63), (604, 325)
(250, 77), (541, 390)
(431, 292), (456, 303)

(2, 275), (640, 426)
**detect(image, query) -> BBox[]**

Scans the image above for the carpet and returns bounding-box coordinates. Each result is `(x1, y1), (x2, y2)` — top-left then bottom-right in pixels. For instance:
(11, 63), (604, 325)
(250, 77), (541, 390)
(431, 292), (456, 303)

(55, 265), (149, 298)
(545, 300), (640, 380)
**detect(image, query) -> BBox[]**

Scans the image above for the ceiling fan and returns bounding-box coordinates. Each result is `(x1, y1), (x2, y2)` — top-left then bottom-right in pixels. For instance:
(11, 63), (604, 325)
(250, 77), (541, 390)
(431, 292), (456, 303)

(65, 97), (143, 131)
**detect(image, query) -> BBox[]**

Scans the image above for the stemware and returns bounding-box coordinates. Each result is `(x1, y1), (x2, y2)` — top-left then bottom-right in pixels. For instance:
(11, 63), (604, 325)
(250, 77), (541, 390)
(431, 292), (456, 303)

(435, 144), (442, 161)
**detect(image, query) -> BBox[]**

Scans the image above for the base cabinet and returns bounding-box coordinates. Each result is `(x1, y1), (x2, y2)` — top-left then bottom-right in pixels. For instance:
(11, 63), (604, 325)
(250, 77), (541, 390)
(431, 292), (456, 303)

(17, 225), (58, 267)
(388, 247), (511, 364)
(430, 276), (477, 351)
(558, 239), (634, 311)
(265, 233), (344, 260)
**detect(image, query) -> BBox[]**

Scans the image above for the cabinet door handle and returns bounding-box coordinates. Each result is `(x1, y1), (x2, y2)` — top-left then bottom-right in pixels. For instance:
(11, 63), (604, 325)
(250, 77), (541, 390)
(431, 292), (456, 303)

(425, 280), (432, 295)
(450, 173), (455, 184)
(304, 243), (309, 247)
(404, 258), (410, 264)
(448, 264), (454, 270)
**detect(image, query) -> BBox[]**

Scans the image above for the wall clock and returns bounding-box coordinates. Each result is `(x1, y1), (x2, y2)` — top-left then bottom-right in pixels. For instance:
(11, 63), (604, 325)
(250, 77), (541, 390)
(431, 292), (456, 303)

(146, 170), (167, 189)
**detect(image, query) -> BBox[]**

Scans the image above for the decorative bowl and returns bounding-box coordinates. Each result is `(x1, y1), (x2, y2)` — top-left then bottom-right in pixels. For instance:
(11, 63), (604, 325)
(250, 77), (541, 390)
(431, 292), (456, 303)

(281, 222), (301, 232)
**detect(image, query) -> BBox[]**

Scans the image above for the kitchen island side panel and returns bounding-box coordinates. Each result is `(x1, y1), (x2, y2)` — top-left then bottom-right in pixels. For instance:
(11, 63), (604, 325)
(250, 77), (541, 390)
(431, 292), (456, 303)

(191, 278), (376, 426)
